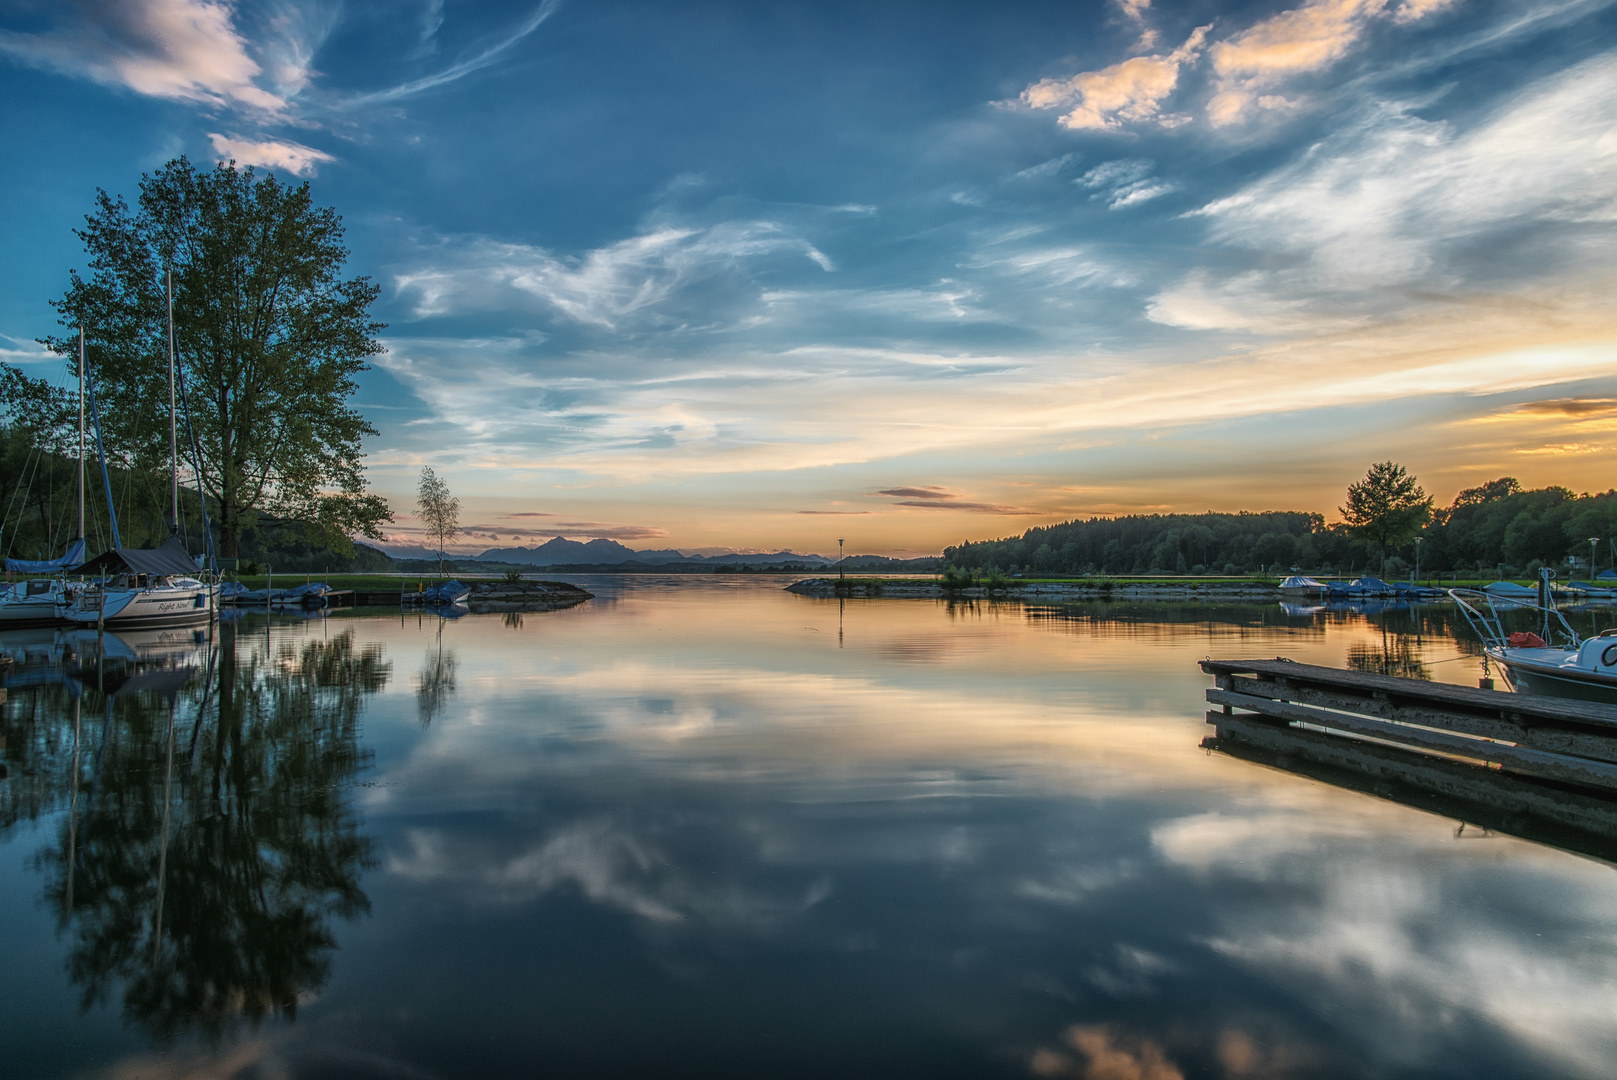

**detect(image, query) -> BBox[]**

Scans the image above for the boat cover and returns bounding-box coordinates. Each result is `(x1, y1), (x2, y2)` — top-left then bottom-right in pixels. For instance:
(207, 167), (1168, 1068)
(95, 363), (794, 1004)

(1601, 569), (1617, 581)
(77, 535), (200, 577)
(1483, 581), (1537, 597)
(5, 538), (85, 573)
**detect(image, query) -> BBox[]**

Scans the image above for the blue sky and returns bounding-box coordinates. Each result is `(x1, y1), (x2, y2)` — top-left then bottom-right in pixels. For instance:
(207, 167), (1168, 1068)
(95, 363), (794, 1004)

(3, 0), (1616, 556)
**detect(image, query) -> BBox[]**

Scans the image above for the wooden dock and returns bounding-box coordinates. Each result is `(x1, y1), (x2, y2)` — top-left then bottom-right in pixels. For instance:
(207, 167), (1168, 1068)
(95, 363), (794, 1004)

(1200, 658), (1617, 856)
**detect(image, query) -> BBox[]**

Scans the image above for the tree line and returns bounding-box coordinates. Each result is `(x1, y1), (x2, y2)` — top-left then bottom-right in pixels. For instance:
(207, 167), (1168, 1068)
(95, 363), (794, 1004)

(943, 468), (1617, 579)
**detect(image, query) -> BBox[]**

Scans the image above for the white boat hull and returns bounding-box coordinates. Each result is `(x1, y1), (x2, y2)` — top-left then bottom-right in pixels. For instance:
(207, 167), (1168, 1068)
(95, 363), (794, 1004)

(63, 582), (216, 629)
(1491, 647), (1617, 706)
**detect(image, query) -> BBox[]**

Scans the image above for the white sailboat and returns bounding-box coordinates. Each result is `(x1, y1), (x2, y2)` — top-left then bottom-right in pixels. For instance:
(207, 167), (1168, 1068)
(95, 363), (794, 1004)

(59, 274), (217, 629)
(0, 329), (90, 626)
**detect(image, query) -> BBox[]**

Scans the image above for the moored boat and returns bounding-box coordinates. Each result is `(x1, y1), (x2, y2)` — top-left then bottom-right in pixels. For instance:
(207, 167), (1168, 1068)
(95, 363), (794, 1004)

(1451, 586), (1617, 704)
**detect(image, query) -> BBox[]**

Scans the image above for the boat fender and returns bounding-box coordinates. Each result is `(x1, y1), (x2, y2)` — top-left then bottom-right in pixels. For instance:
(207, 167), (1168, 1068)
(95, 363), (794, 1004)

(1507, 631), (1547, 648)
(1604, 643), (1617, 668)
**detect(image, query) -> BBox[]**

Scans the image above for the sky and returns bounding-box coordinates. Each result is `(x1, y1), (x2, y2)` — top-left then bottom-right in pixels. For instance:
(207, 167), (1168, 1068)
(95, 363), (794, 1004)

(2, 0), (1616, 558)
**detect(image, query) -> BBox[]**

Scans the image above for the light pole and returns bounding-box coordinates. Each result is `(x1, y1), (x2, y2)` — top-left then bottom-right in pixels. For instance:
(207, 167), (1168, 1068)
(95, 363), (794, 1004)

(1592, 537), (1601, 579)
(838, 538), (845, 579)
(1414, 536), (1422, 586)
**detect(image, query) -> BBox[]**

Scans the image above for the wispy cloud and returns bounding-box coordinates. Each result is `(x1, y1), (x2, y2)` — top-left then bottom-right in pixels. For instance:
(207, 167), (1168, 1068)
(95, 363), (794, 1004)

(1078, 159), (1174, 209)
(343, 0), (563, 106)
(877, 486), (954, 499)
(1171, 52), (1617, 313)
(394, 220), (833, 328)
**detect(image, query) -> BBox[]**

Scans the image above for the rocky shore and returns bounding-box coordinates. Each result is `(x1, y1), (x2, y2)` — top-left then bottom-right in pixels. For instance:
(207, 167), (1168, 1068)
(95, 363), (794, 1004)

(465, 580), (595, 612)
(785, 577), (1284, 601)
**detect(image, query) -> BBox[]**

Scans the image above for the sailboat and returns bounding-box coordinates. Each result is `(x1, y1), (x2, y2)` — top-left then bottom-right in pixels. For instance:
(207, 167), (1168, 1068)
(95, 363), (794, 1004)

(0, 329), (90, 627)
(60, 273), (217, 629)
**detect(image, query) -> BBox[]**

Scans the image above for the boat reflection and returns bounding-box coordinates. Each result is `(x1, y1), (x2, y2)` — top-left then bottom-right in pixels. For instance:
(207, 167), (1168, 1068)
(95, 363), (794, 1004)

(1204, 716), (1617, 865)
(1, 621), (389, 1040)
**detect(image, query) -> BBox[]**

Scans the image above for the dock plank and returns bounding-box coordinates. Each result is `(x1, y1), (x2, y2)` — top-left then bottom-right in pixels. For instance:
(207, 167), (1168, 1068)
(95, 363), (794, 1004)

(1205, 690), (1617, 791)
(1202, 657), (1617, 729)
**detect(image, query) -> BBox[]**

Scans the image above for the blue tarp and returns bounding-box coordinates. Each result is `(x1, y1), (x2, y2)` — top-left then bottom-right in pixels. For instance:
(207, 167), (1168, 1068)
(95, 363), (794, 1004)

(1600, 569), (1617, 581)
(4, 538), (86, 574)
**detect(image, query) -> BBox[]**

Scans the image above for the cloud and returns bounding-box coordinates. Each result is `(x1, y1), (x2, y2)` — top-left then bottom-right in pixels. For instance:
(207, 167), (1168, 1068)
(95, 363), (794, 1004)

(208, 132), (333, 176)
(343, 0), (563, 106)
(503, 511), (558, 518)
(409, 0), (446, 59)
(1505, 398), (1617, 418)
(1030, 1026), (1185, 1080)
(1021, 26), (1209, 131)
(1078, 159), (1174, 209)
(797, 510), (874, 515)
(1023, 0), (1466, 133)
(875, 488), (1029, 514)
(394, 220), (833, 328)
(877, 486), (955, 499)
(1207, 0), (1388, 126)
(1156, 53), (1617, 326)
(1391, 0), (1461, 25)
(0, 0), (284, 112)
(547, 523), (669, 541)
(894, 500), (1030, 514)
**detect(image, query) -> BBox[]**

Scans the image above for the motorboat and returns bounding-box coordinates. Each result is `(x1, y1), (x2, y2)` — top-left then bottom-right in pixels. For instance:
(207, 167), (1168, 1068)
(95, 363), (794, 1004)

(1564, 580), (1617, 600)
(1451, 585), (1617, 704)
(1278, 575), (1327, 597)
(405, 579), (471, 607)
(1326, 575), (1398, 598)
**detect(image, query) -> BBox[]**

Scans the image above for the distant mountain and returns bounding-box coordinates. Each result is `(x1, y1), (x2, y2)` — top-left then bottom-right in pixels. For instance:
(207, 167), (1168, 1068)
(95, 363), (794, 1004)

(476, 537), (830, 566)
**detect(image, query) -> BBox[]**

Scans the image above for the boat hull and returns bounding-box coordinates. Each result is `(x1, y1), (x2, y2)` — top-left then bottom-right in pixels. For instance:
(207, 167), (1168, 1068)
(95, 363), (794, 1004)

(1494, 652), (1617, 706)
(63, 585), (217, 629)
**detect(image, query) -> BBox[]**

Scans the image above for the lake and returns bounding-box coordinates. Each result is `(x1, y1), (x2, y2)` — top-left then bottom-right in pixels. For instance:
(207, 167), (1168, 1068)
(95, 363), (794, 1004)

(4, 576), (1616, 1079)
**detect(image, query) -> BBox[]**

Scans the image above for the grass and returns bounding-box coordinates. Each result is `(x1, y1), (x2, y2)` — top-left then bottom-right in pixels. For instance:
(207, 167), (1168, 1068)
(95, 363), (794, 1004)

(227, 572), (572, 591)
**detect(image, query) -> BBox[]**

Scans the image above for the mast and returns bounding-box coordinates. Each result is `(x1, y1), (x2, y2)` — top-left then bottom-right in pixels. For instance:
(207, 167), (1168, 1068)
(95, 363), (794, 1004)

(167, 268), (179, 535)
(77, 327), (85, 543)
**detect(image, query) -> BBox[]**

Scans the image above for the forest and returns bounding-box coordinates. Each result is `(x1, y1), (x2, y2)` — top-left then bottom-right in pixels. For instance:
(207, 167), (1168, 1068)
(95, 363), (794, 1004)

(943, 479), (1617, 579)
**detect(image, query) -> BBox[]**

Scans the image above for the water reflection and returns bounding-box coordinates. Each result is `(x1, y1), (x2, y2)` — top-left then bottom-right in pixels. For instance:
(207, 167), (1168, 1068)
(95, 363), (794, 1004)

(5, 621), (387, 1042)
(5, 586), (1617, 1078)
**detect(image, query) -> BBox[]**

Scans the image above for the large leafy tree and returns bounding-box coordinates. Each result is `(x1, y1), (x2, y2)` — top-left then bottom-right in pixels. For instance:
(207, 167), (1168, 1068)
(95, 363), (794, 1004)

(1340, 461), (1433, 573)
(42, 157), (391, 557)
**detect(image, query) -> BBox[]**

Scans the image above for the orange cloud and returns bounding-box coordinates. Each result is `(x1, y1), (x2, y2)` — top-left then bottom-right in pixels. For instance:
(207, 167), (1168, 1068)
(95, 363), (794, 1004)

(1021, 26), (1209, 131)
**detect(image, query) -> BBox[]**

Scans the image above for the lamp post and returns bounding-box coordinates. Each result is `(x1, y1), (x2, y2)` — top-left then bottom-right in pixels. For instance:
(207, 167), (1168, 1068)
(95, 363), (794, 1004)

(1592, 538), (1601, 579)
(1414, 536), (1423, 586)
(838, 538), (845, 579)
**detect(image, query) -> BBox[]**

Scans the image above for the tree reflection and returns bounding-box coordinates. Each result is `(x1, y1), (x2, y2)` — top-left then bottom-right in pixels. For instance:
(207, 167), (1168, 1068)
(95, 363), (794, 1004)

(31, 622), (389, 1041)
(416, 619), (457, 729)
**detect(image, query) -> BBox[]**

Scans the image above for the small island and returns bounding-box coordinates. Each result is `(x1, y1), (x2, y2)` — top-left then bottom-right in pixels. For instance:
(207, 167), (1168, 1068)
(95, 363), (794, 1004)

(464, 580), (594, 613)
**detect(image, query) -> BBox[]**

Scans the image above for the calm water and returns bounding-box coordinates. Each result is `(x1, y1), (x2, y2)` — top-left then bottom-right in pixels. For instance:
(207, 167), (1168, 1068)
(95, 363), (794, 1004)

(4, 577), (1617, 1079)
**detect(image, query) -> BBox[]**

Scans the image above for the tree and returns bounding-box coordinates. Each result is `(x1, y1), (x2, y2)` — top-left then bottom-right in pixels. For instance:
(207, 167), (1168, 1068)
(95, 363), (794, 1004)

(42, 157), (391, 558)
(417, 466), (459, 576)
(1340, 461), (1433, 573)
